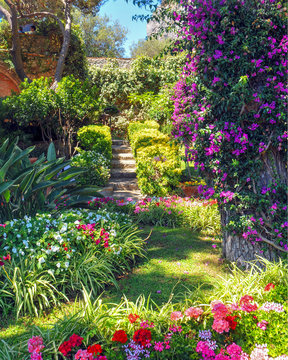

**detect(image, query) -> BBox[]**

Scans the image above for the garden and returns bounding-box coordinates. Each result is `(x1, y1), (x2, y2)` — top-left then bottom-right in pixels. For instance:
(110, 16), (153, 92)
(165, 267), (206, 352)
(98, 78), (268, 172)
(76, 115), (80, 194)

(0, 0), (287, 359)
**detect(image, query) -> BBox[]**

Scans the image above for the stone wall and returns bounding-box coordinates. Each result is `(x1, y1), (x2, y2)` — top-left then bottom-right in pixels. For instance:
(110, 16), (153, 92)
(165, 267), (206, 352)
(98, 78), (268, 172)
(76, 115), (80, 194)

(88, 57), (133, 69)
(0, 61), (20, 97)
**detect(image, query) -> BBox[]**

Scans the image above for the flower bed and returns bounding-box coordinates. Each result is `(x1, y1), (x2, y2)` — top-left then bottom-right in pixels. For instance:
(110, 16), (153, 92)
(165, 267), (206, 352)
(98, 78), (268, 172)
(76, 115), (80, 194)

(0, 209), (145, 316)
(89, 196), (220, 234)
(20, 277), (287, 360)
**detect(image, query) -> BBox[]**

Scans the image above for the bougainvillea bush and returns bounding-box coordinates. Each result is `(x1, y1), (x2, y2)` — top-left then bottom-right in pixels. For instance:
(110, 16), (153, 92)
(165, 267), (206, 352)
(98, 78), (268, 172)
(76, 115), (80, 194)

(8, 266), (287, 360)
(0, 209), (145, 316)
(171, 0), (287, 258)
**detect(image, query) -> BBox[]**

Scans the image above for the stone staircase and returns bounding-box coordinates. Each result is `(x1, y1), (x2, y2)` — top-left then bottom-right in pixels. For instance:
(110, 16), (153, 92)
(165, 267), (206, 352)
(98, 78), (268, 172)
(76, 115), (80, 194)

(100, 140), (142, 200)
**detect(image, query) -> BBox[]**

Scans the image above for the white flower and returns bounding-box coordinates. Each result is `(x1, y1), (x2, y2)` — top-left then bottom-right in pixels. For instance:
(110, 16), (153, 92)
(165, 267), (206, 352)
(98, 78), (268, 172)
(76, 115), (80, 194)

(36, 241), (41, 246)
(39, 257), (45, 264)
(74, 220), (80, 225)
(46, 250), (51, 255)
(60, 224), (68, 233)
(65, 261), (69, 268)
(51, 246), (60, 252)
(4, 246), (8, 250)
(12, 247), (17, 254)
(56, 263), (61, 268)
(19, 250), (25, 256)
(17, 234), (21, 238)
(66, 254), (71, 259)
(3, 233), (7, 238)
(23, 240), (29, 247)
(54, 234), (63, 243)
(110, 229), (116, 237)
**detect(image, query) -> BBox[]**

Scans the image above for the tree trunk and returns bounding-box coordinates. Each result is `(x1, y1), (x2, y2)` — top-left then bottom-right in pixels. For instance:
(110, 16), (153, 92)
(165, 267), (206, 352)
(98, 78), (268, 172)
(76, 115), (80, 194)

(51, 1), (72, 89)
(2, 2), (29, 82)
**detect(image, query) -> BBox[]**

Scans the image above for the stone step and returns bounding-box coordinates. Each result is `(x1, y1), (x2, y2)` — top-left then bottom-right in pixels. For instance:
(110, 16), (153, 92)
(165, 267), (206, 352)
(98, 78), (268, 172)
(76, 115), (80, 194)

(111, 159), (136, 169)
(109, 179), (139, 191)
(113, 153), (134, 161)
(112, 145), (132, 154)
(112, 139), (129, 146)
(112, 190), (142, 201)
(110, 169), (137, 179)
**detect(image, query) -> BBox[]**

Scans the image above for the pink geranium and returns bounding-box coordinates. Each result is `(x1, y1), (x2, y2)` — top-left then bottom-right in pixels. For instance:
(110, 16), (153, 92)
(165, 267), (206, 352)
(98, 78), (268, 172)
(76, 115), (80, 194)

(170, 311), (183, 321)
(184, 306), (203, 319)
(212, 319), (230, 334)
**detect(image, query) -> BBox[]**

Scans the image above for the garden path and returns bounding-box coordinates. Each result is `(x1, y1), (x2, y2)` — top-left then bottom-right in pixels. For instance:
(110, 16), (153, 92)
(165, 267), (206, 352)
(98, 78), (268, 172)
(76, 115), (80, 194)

(100, 139), (142, 200)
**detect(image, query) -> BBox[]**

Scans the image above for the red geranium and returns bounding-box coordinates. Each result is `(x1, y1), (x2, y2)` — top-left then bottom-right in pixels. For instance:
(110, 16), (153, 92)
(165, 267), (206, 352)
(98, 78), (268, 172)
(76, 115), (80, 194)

(59, 341), (72, 357)
(69, 334), (83, 347)
(225, 315), (238, 330)
(87, 344), (102, 356)
(128, 313), (140, 324)
(112, 330), (128, 344)
(133, 329), (152, 347)
(264, 283), (275, 292)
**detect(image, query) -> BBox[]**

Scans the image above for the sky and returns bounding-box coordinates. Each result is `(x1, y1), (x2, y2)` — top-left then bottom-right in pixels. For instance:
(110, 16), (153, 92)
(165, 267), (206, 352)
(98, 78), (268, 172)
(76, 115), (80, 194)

(99, 0), (154, 57)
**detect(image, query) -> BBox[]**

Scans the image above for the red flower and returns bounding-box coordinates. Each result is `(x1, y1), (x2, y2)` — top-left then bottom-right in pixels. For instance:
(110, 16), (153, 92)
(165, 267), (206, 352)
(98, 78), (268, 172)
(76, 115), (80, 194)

(225, 315), (238, 330)
(0, 260), (4, 267)
(128, 313), (140, 324)
(3, 254), (10, 261)
(112, 330), (128, 344)
(264, 283), (275, 292)
(87, 344), (102, 355)
(59, 341), (72, 357)
(69, 333), (83, 347)
(133, 329), (152, 347)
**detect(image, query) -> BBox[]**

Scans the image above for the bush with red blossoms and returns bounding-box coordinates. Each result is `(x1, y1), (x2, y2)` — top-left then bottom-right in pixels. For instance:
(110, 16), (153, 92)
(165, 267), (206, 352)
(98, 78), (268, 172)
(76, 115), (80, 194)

(171, 0), (287, 256)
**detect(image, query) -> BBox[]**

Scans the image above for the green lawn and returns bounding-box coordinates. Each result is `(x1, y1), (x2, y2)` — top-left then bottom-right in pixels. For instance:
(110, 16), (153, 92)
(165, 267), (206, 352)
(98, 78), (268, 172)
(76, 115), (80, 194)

(105, 226), (227, 304)
(0, 226), (227, 344)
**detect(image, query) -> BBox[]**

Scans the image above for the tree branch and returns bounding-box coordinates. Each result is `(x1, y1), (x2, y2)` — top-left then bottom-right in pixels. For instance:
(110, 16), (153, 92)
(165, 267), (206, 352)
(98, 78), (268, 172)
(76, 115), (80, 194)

(18, 12), (65, 36)
(0, 5), (12, 26)
(257, 234), (287, 253)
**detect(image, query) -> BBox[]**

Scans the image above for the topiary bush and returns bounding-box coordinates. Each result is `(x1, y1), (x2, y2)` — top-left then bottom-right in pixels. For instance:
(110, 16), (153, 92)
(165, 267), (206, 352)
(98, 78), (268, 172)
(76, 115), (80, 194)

(172, 0), (287, 263)
(77, 125), (112, 161)
(128, 121), (181, 196)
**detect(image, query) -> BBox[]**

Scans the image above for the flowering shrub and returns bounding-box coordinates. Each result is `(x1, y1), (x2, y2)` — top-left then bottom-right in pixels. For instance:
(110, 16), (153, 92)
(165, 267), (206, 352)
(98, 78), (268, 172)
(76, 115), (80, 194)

(171, 0), (287, 256)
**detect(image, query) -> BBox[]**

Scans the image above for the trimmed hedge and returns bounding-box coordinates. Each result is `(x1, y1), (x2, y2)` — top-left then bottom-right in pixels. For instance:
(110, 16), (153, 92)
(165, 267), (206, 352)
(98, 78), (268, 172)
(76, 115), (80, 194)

(77, 125), (112, 161)
(128, 121), (181, 196)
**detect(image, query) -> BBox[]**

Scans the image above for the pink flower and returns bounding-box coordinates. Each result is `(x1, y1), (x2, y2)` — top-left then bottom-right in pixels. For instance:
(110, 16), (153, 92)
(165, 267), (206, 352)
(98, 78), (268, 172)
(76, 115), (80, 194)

(28, 336), (44, 354)
(170, 311), (183, 321)
(74, 349), (95, 360)
(212, 319), (230, 333)
(154, 341), (164, 352)
(257, 320), (268, 330)
(184, 307), (203, 319)
(226, 343), (242, 356)
(211, 301), (230, 319)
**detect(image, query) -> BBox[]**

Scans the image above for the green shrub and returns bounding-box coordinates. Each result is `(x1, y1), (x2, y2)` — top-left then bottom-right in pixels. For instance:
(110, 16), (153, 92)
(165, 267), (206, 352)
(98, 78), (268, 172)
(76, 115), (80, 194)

(128, 120), (160, 142)
(132, 129), (169, 156)
(137, 143), (181, 196)
(77, 125), (112, 161)
(71, 150), (110, 186)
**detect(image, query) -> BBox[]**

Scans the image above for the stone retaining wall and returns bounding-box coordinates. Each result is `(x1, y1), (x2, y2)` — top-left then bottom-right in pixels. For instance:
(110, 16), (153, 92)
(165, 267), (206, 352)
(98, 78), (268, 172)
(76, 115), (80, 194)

(88, 57), (133, 69)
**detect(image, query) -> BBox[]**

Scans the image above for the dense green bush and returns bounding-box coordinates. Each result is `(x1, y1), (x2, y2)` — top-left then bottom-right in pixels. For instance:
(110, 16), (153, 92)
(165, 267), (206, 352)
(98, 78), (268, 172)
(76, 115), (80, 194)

(128, 121), (181, 196)
(71, 150), (110, 186)
(1, 76), (99, 157)
(77, 125), (112, 161)
(88, 54), (186, 111)
(137, 143), (182, 196)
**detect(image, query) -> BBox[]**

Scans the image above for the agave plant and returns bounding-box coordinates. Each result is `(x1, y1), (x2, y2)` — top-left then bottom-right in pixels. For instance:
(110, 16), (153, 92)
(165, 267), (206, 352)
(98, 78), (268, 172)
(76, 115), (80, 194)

(0, 138), (100, 222)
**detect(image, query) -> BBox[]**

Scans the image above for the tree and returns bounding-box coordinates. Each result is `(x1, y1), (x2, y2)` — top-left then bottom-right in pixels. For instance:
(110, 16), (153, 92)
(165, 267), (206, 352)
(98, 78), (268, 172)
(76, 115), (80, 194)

(0, 0), (104, 87)
(130, 37), (170, 58)
(73, 9), (128, 58)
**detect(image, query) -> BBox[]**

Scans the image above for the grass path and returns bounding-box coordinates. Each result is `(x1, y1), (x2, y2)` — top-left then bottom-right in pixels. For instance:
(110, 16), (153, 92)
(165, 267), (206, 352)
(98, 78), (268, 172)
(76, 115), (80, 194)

(105, 226), (227, 305)
(0, 226), (227, 344)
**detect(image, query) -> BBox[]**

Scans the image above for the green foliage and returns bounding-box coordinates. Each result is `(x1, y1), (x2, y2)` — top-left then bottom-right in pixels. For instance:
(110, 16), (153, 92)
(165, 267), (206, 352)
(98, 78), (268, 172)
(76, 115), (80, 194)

(1, 76), (99, 156)
(128, 120), (181, 196)
(77, 125), (112, 161)
(130, 38), (172, 58)
(0, 139), (99, 222)
(71, 150), (110, 186)
(73, 9), (128, 57)
(88, 54), (186, 111)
